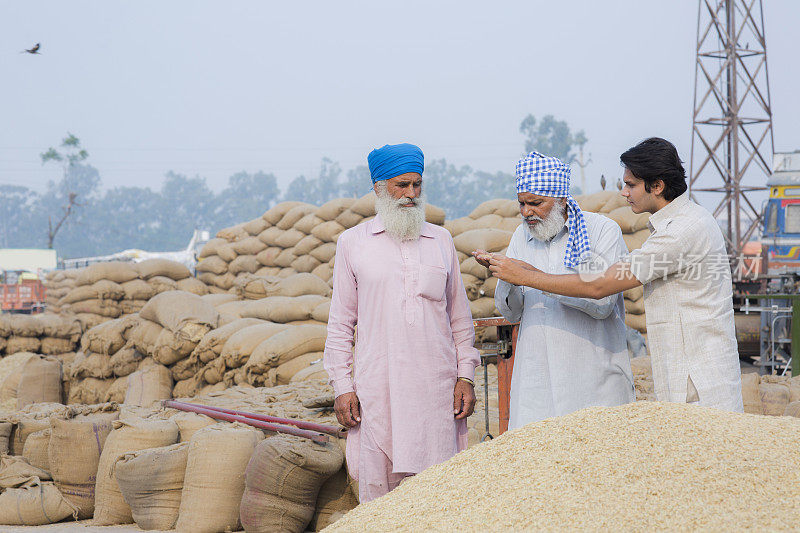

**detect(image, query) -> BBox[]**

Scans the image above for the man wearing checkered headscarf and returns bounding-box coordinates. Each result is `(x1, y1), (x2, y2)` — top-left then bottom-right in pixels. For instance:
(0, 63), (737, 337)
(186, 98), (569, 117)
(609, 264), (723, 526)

(485, 151), (635, 427)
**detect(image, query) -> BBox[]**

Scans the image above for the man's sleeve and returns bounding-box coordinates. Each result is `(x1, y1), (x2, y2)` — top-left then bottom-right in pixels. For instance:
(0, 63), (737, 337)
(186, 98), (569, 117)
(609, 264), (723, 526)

(544, 219), (626, 319)
(624, 220), (702, 285)
(323, 233), (358, 397)
(494, 229), (525, 323)
(444, 234), (480, 381)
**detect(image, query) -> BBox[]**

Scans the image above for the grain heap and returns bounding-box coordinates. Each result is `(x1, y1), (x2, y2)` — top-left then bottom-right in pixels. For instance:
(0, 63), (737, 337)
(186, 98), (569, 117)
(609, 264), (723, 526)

(196, 194), (446, 294)
(0, 312), (82, 357)
(325, 401), (800, 532)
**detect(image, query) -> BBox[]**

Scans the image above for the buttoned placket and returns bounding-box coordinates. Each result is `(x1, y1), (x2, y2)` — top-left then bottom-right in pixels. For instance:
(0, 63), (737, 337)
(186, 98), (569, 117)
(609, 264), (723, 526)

(400, 240), (419, 325)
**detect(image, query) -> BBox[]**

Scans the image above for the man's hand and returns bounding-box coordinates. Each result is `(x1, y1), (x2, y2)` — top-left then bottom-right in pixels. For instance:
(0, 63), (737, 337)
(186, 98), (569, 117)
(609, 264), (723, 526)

(453, 380), (476, 420)
(472, 249), (492, 268)
(334, 392), (361, 428)
(487, 254), (540, 285)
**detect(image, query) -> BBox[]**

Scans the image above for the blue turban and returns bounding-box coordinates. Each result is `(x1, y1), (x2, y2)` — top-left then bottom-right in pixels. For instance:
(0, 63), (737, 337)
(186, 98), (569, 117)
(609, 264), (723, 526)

(367, 143), (424, 183)
(516, 151), (590, 268)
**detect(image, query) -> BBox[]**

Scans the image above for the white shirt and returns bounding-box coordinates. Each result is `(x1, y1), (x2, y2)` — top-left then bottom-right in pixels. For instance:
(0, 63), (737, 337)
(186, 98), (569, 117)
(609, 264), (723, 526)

(626, 192), (743, 412)
(495, 212), (635, 428)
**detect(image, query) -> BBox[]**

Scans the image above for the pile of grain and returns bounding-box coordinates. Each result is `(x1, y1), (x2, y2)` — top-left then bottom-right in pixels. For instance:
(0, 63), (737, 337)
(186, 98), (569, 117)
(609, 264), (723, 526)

(196, 195), (446, 295)
(0, 313), (82, 357)
(325, 401), (800, 532)
(55, 259), (207, 330)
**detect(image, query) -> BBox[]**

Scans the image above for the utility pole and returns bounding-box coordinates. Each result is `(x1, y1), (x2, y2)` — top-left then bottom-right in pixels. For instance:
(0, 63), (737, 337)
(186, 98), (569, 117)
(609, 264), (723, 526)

(576, 144), (591, 195)
(689, 0), (774, 277)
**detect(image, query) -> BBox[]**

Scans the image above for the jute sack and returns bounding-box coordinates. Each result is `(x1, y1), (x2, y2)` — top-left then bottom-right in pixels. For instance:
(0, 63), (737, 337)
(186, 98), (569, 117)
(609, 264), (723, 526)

(67, 377), (115, 405)
(69, 351), (113, 380)
(256, 246), (282, 267)
(93, 418), (179, 525)
(311, 221), (345, 243)
(0, 453), (51, 488)
(274, 248), (298, 268)
(6, 336), (41, 354)
(623, 228), (651, 252)
(245, 325), (328, 384)
(759, 381), (790, 416)
(741, 372), (762, 415)
(0, 421), (11, 454)
(295, 234), (323, 255)
(625, 298), (646, 315)
(16, 355), (62, 409)
(453, 228), (512, 255)
(309, 467), (361, 531)
(5, 313), (44, 336)
(0, 481), (77, 526)
(196, 255), (228, 275)
(104, 376), (129, 403)
(176, 276), (209, 296)
(193, 317), (265, 363)
(70, 299), (123, 318)
(120, 278), (157, 300)
(277, 204), (317, 230)
(275, 228), (306, 248)
(153, 327), (199, 365)
(263, 201), (305, 225)
(140, 290), (220, 342)
(469, 297), (497, 319)
(785, 401), (800, 418)
(110, 345), (144, 377)
(239, 294), (328, 323)
(124, 364), (173, 407)
(40, 336), (75, 355)
(216, 223), (249, 241)
(460, 256), (489, 280)
(468, 198), (509, 219)
(243, 217), (269, 236)
(202, 293), (239, 306)
(149, 275), (179, 294)
(175, 423), (264, 533)
(38, 313), (82, 341)
(200, 358), (226, 385)
(171, 356), (199, 381)
(115, 442), (189, 530)
(198, 238), (228, 258)
(290, 361), (328, 383)
(49, 409), (120, 518)
(61, 280), (125, 304)
(221, 322), (291, 369)
(75, 262), (139, 285)
(334, 209), (363, 228)
(258, 227), (284, 247)
(311, 301), (330, 323)
(22, 428), (51, 472)
(230, 255), (261, 275)
(170, 411), (215, 442)
(606, 206), (650, 233)
(127, 318), (163, 357)
(316, 198), (355, 221)
(239, 435), (343, 533)
(172, 375), (201, 399)
(136, 259), (191, 281)
(10, 416), (52, 456)
(310, 242), (337, 264)
(625, 313), (647, 334)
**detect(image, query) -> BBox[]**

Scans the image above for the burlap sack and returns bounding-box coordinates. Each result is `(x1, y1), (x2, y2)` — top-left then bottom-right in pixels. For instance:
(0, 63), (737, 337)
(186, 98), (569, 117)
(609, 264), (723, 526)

(216, 242), (238, 262)
(61, 280), (125, 304)
(136, 259), (191, 281)
(196, 255), (229, 275)
(231, 236), (267, 256)
(311, 301), (330, 323)
(149, 275), (179, 294)
(230, 255), (261, 275)
(239, 435), (343, 533)
(216, 223), (249, 241)
(75, 262), (139, 285)
(70, 351), (114, 380)
(277, 204), (317, 230)
(625, 313), (647, 334)
(0, 481), (76, 525)
(312, 263), (334, 282)
(171, 356), (199, 381)
(172, 375), (201, 399)
(153, 327), (199, 365)
(176, 423), (264, 533)
(624, 228), (651, 252)
(460, 256), (489, 280)
(295, 234), (323, 255)
(110, 345), (144, 377)
(468, 198), (509, 219)
(309, 466), (360, 530)
(334, 209), (363, 228)
(759, 381), (790, 416)
(785, 401), (800, 417)
(40, 336), (75, 355)
(243, 217), (269, 236)
(290, 361), (328, 383)
(0, 421), (12, 455)
(115, 442), (189, 530)
(198, 237), (228, 258)
(221, 322), (291, 369)
(70, 298), (123, 318)
(22, 428), (51, 472)
(275, 351), (323, 385)
(316, 198), (355, 221)
(49, 409), (120, 518)
(9, 416), (53, 456)
(247, 273), (331, 299)
(245, 325), (328, 384)
(16, 355), (62, 409)
(274, 248), (298, 268)
(258, 227), (284, 247)
(200, 358), (226, 385)
(83, 317), (133, 355)
(170, 411), (215, 442)
(274, 228), (306, 249)
(311, 221), (345, 243)
(191, 317), (263, 363)
(0, 453), (51, 488)
(93, 418), (179, 525)
(104, 376), (129, 403)
(292, 255), (322, 273)
(6, 336), (41, 354)
(469, 297), (497, 319)
(124, 364), (173, 407)
(239, 295), (329, 323)
(140, 290), (220, 341)
(453, 228), (513, 255)
(309, 242), (337, 264)
(606, 206), (651, 233)
(37, 313), (82, 341)
(263, 201), (305, 225)
(625, 298), (646, 315)
(127, 318), (162, 357)
(175, 277), (208, 296)
(67, 377), (115, 405)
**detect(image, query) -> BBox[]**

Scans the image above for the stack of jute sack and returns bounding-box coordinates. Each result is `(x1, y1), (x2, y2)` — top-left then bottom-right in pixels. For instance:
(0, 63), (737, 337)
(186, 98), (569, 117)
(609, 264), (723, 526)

(44, 269), (78, 313)
(196, 194), (446, 293)
(0, 313), (82, 357)
(55, 259), (207, 330)
(0, 381), (354, 531)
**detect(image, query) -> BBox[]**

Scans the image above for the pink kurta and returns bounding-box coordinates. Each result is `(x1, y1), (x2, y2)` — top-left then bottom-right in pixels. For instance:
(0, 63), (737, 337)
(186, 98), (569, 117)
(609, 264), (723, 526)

(324, 214), (479, 485)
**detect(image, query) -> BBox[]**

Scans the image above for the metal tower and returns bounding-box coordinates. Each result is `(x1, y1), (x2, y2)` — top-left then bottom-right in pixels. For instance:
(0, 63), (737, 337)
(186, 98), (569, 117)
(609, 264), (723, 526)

(689, 0), (774, 265)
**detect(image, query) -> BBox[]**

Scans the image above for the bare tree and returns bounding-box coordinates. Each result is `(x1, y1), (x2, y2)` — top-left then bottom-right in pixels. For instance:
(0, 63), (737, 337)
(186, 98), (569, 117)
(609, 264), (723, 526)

(41, 133), (88, 249)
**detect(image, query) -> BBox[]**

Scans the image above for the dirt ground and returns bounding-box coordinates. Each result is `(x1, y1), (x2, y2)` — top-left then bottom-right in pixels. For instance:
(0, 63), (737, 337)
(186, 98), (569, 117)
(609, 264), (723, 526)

(2, 522), (170, 532)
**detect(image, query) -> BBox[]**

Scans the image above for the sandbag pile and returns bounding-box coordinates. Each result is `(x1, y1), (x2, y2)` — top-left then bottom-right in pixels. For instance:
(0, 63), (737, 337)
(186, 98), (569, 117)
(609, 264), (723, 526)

(54, 259), (206, 329)
(196, 194), (445, 294)
(43, 269), (78, 313)
(0, 313), (81, 357)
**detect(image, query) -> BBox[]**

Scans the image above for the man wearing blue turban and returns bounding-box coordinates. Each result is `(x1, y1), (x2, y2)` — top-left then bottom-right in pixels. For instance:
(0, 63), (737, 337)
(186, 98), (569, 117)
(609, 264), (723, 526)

(324, 143), (480, 502)
(474, 151), (635, 427)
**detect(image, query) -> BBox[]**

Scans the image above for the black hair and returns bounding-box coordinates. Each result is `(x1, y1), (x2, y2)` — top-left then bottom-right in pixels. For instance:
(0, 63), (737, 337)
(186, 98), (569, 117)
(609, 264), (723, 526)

(620, 137), (688, 201)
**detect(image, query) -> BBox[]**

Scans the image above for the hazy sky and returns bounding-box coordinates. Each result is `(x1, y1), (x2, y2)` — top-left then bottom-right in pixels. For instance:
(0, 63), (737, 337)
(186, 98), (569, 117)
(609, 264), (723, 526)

(2, 1), (798, 206)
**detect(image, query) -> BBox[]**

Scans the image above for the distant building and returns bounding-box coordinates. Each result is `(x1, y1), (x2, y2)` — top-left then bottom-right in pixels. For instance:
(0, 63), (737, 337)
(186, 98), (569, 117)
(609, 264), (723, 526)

(0, 248), (58, 274)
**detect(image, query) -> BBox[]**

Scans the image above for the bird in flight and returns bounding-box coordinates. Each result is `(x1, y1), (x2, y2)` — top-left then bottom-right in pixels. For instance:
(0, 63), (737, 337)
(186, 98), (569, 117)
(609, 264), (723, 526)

(22, 43), (41, 54)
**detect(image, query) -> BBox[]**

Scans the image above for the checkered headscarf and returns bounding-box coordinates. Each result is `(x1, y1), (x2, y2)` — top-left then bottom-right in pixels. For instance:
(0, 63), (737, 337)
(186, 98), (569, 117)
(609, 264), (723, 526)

(515, 151), (590, 268)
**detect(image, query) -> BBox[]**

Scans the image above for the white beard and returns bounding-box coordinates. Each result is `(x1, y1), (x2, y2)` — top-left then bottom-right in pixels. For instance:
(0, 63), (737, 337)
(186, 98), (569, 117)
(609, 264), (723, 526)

(524, 201), (566, 242)
(374, 183), (426, 241)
